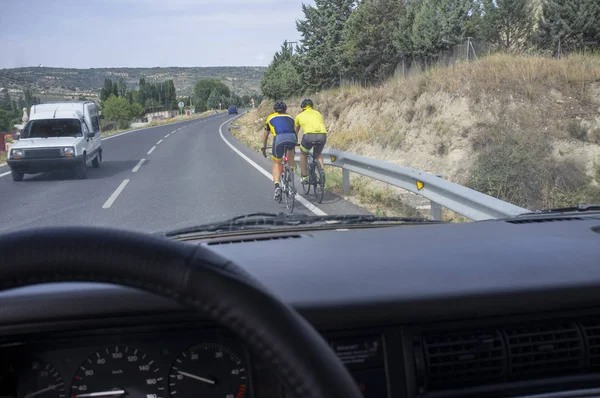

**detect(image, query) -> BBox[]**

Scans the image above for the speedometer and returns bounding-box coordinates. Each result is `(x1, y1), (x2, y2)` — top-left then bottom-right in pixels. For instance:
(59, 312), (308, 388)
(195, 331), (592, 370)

(70, 345), (163, 398)
(169, 342), (247, 398)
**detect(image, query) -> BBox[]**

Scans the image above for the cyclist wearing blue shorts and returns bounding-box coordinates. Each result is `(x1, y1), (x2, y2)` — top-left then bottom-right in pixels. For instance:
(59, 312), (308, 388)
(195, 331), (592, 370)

(261, 101), (297, 201)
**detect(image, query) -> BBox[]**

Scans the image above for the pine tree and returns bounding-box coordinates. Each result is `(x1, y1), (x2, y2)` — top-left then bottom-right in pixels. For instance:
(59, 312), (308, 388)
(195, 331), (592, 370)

(537, 0), (600, 54)
(341, 0), (405, 84)
(100, 78), (114, 102)
(481, 0), (534, 51)
(409, 0), (472, 62)
(118, 78), (127, 98)
(296, 0), (358, 91)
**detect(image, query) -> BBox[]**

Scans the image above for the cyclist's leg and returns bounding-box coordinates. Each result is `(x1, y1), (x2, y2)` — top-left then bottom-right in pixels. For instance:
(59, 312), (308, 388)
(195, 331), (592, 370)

(272, 141), (285, 200)
(286, 146), (295, 170)
(313, 134), (327, 169)
(299, 135), (313, 182)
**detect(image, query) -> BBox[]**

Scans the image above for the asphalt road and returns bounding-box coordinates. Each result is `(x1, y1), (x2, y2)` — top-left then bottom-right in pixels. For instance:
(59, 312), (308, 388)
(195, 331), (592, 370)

(0, 112), (367, 234)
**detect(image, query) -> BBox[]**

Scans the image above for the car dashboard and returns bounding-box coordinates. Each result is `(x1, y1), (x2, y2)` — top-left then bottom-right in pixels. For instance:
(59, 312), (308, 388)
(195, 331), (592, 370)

(2, 214), (600, 398)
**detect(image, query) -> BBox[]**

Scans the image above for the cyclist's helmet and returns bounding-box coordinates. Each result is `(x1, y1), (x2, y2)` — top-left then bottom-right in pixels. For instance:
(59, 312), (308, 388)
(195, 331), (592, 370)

(301, 98), (313, 109)
(274, 101), (287, 113)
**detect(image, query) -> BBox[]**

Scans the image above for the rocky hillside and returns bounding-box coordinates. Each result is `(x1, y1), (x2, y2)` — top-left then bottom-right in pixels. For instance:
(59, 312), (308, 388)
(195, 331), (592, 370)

(236, 53), (600, 211)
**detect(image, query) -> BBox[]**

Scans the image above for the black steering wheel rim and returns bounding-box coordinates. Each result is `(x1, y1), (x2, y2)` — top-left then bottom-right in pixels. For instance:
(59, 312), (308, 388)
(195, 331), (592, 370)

(0, 226), (362, 398)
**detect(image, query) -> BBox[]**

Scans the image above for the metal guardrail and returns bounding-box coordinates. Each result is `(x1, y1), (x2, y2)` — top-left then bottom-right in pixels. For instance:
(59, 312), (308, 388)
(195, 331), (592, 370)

(295, 148), (528, 221)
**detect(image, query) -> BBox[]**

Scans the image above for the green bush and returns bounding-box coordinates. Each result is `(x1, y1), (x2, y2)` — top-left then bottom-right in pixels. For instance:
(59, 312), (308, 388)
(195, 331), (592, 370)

(468, 130), (593, 210)
(101, 95), (143, 128)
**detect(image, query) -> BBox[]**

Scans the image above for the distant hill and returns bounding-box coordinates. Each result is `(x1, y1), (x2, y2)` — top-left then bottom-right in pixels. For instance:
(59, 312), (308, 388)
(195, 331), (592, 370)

(0, 66), (266, 99)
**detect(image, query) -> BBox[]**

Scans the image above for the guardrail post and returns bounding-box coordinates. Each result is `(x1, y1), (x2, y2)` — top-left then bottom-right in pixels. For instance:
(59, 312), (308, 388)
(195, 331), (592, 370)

(342, 169), (350, 194)
(430, 201), (442, 221)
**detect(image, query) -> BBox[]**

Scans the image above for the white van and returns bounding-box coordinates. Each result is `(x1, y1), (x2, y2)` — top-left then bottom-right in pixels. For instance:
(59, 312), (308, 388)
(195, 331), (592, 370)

(7, 101), (103, 181)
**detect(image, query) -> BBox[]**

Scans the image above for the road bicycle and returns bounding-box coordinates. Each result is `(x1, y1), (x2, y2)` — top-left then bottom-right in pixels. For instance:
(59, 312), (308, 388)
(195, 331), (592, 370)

(301, 141), (325, 204)
(264, 144), (297, 212)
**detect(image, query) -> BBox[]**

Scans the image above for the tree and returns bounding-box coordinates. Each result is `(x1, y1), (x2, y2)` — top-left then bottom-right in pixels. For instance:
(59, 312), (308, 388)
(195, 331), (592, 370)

(118, 78), (127, 97)
(296, 0), (358, 91)
(206, 89), (221, 109)
(341, 0), (405, 84)
(481, 0), (534, 51)
(409, 0), (473, 62)
(193, 79), (230, 111)
(536, 0), (600, 54)
(100, 78), (114, 102)
(261, 60), (302, 100)
(102, 95), (142, 129)
(260, 42), (302, 99)
(1, 90), (11, 111)
(0, 109), (11, 132)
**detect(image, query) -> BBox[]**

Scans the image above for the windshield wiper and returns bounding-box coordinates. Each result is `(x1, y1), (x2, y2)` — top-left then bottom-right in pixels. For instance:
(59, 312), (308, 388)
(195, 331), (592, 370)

(160, 212), (442, 238)
(519, 204), (600, 216)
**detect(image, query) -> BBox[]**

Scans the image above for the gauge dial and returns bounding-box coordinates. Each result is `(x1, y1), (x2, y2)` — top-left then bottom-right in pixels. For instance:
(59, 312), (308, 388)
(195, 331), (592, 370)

(18, 359), (65, 398)
(70, 345), (162, 398)
(169, 342), (247, 398)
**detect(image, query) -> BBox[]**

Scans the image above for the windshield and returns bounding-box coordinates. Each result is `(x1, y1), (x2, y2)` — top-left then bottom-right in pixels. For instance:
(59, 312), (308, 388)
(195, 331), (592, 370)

(0, 0), (599, 235)
(22, 119), (83, 139)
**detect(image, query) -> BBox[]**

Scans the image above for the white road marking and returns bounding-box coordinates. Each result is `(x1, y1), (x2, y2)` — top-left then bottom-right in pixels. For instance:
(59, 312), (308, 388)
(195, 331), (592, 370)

(0, 171), (11, 178)
(102, 179), (130, 209)
(156, 139), (163, 145)
(218, 117), (327, 216)
(164, 134), (170, 138)
(132, 159), (145, 173)
(147, 146), (156, 155)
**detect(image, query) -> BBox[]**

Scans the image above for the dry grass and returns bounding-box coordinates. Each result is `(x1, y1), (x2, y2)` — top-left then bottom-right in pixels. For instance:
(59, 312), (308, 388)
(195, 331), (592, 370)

(0, 151), (6, 165)
(236, 53), (600, 214)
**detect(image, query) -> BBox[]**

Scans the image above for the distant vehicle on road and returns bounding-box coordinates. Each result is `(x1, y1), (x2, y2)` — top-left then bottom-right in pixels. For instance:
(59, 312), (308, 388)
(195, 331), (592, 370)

(7, 101), (103, 181)
(228, 105), (238, 115)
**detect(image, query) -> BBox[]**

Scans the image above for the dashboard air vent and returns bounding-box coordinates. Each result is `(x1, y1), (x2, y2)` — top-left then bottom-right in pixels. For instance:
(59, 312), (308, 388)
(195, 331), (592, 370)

(580, 319), (600, 369)
(207, 235), (302, 246)
(504, 322), (584, 378)
(423, 330), (506, 389)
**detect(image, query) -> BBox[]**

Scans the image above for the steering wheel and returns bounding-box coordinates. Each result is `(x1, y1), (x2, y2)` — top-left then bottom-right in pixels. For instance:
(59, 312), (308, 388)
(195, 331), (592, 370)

(0, 227), (363, 398)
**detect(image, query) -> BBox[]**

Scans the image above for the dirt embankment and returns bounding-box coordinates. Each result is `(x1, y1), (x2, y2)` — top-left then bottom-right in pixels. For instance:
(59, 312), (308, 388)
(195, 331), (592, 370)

(233, 54), (600, 215)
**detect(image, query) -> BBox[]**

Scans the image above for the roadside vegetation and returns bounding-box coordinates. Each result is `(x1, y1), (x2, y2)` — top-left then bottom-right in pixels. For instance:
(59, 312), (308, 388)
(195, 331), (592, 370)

(243, 0), (600, 217)
(234, 52), (600, 217)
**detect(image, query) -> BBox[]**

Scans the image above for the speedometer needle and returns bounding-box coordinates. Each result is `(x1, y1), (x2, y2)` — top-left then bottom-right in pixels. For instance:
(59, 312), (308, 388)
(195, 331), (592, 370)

(177, 370), (216, 385)
(75, 390), (126, 398)
(24, 384), (63, 398)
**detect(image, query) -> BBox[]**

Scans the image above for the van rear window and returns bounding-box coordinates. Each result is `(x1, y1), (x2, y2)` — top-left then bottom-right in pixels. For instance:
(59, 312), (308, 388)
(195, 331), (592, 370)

(23, 119), (82, 138)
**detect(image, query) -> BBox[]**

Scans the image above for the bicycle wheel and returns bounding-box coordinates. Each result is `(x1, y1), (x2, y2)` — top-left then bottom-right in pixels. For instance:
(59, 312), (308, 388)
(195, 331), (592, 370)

(284, 167), (296, 213)
(302, 160), (312, 195)
(314, 161), (325, 203)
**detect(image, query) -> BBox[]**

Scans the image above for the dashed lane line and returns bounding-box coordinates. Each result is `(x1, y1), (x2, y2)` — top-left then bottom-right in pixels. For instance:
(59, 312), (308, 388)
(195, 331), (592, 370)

(132, 159), (145, 173)
(102, 179), (130, 209)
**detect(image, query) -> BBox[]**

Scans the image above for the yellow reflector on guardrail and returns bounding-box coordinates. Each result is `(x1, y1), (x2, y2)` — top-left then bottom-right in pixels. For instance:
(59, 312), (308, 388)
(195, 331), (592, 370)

(330, 155), (336, 162)
(417, 181), (424, 191)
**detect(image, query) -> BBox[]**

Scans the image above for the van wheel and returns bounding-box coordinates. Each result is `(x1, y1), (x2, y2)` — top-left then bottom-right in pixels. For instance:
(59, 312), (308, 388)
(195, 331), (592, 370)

(11, 171), (24, 182)
(92, 153), (101, 168)
(76, 155), (88, 179)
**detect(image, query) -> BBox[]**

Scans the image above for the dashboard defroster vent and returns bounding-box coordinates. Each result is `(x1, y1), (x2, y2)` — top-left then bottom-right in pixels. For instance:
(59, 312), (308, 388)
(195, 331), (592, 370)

(207, 234), (302, 246)
(504, 322), (584, 378)
(422, 330), (506, 389)
(506, 217), (583, 224)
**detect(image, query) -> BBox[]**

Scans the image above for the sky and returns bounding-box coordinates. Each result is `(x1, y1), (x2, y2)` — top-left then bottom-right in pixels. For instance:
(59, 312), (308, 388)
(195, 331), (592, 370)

(0, 0), (312, 69)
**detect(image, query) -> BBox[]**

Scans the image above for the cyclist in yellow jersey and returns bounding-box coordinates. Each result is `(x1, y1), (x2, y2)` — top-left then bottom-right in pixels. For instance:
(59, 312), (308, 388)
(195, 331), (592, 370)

(295, 99), (327, 184)
(261, 101), (297, 201)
